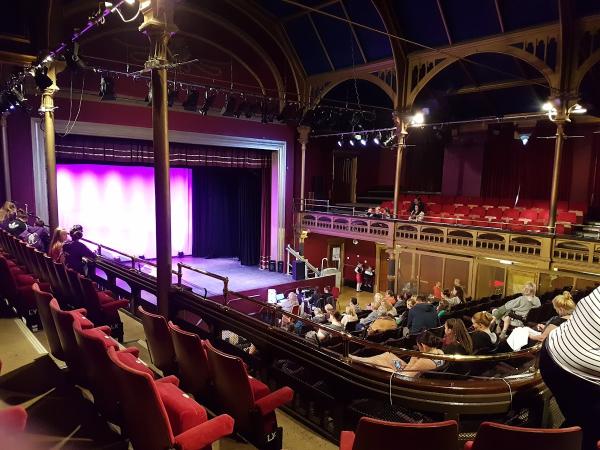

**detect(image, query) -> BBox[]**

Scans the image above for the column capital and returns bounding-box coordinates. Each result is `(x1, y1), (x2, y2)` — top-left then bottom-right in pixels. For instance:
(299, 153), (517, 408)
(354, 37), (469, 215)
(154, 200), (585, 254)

(139, 0), (178, 34)
(297, 125), (311, 145)
(392, 111), (409, 136)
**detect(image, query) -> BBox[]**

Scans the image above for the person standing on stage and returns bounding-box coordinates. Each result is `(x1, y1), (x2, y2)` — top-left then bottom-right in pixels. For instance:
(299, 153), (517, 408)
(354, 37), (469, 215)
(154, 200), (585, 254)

(354, 262), (364, 292)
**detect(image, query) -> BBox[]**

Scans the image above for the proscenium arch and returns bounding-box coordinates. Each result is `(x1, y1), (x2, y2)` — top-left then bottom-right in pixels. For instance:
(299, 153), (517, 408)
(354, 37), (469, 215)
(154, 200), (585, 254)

(313, 72), (396, 108)
(406, 49), (556, 108)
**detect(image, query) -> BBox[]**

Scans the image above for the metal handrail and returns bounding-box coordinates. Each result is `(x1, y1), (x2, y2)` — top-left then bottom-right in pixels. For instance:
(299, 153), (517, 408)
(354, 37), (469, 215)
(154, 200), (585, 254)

(176, 261), (229, 298)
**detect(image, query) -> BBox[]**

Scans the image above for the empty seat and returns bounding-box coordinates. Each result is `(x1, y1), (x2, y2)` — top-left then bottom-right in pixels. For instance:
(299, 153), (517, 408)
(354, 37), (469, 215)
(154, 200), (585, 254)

(168, 322), (212, 402)
(204, 340), (293, 449)
(340, 417), (458, 450)
(464, 422), (582, 450)
(139, 305), (177, 375)
(32, 283), (64, 361)
(107, 346), (234, 450)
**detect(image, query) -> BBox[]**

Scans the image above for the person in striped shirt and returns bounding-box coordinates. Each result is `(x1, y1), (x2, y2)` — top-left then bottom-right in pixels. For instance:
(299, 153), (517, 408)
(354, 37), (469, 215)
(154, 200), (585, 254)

(539, 286), (600, 450)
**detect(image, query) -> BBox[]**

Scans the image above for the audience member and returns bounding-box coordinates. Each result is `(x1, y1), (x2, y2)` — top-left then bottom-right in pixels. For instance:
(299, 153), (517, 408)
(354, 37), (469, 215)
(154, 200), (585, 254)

(7, 209), (27, 237)
(0, 201), (16, 229)
(443, 318), (473, 355)
(280, 291), (299, 313)
(407, 295), (438, 334)
(470, 312), (497, 354)
(366, 315), (397, 337)
(62, 225), (95, 275)
(540, 286), (600, 450)
(349, 297), (361, 313)
(21, 218), (50, 252)
(49, 227), (69, 262)
(437, 299), (450, 319)
(492, 281), (540, 338)
(341, 305), (358, 329)
(408, 203), (425, 222)
(447, 286), (464, 307)
(529, 291), (575, 342)
(397, 297), (416, 329)
(357, 298), (382, 329)
(432, 281), (442, 300)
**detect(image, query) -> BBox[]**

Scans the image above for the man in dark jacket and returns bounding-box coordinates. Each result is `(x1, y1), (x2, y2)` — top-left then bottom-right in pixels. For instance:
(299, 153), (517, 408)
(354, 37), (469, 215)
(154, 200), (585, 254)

(407, 295), (439, 334)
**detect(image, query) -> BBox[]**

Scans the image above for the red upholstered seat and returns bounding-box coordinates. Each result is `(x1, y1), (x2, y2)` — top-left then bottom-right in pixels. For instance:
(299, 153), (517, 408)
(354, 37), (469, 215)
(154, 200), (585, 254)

(0, 255), (37, 321)
(464, 422), (582, 450)
(0, 405), (28, 448)
(107, 346), (234, 450)
(339, 417), (458, 450)
(168, 322), (212, 402)
(454, 205), (471, 217)
(501, 209), (520, 222)
(139, 306), (177, 375)
(204, 340), (293, 449)
(32, 283), (64, 361)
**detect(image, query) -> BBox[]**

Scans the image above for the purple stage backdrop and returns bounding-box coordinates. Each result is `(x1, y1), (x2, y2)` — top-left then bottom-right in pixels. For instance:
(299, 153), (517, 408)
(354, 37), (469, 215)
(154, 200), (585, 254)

(57, 163), (193, 259)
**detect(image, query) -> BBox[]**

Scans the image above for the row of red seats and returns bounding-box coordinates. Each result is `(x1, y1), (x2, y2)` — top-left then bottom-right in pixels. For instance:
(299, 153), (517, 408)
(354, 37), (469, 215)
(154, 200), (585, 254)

(381, 201), (579, 234)
(0, 229), (127, 340)
(342, 416), (582, 450)
(32, 283), (235, 450)
(390, 194), (587, 215)
(0, 359), (28, 447)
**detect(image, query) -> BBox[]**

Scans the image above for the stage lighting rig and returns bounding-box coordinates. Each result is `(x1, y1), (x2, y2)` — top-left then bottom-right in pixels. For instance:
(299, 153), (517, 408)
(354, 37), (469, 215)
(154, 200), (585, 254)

(234, 96), (248, 118)
(64, 41), (86, 72)
(99, 73), (116, 100)
(183, 90), (199, 111)
(167, 86), (179, 107)
(10, 84), (26, 102)
(199, 89), (216, 115)
(221, 94), (237, 117)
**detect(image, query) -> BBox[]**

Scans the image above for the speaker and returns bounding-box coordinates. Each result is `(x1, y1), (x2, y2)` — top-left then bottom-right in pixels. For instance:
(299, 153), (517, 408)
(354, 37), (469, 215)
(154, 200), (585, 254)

(292, 260), (305, 280)
(269, 260), (276, 272)
(277, 261), (284, 273)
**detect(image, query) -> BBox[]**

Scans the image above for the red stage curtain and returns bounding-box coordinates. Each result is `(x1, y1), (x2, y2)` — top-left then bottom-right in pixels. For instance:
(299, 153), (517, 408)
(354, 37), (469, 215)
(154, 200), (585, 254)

(481, 125), (573, 202)
(259, 168), (271, 270)
(55, 134), (271, 169)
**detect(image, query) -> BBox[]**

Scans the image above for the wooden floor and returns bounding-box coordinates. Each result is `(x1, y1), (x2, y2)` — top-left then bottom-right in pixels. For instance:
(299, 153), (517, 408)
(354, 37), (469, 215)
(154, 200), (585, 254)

(0, 308), (337, 450)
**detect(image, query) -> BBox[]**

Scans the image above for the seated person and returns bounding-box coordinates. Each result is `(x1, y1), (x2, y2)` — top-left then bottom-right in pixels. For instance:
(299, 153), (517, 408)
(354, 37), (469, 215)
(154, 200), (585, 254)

(349, 297), (361, 314)
(380, 298), (398, 317)
(23, 218), (51, 252)
(280, 291), (299, 313)
(350, 331), (444, 378)
(356, 298), (382, 331)
(397, 297), (416, 329)
(49, 227), (69, 262)
(447, 286), (464, 307)
(0, 200), (16, 229)
(311, 307), (326, 324)
(529, 291), (575, 342)
(324, 303), (335, 321)
(366, 315), (398, 338)
(7, 209), (27, 237)
(407, 295), (438, 335)
(443, 318), (473, 355)
(408, 204), (425, 222)
(341, 305), (358, 329)
(492, 282), (540, 338)
(437, 299), (450, 319)
(470, 312), (497, 354)
(62, 225), (96, 275)
(309, 312), (344, 343)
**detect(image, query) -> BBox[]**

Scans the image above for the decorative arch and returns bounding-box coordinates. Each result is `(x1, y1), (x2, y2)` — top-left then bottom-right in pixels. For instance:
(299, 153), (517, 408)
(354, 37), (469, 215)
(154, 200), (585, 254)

(312, 72), (396, 107)
(406, 48), (556, 108)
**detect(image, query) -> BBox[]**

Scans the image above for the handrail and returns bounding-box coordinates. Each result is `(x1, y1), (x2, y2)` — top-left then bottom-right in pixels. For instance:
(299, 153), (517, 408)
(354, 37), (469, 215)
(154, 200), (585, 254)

(176, 261), (229, 298)
(286, 245), (321, 276)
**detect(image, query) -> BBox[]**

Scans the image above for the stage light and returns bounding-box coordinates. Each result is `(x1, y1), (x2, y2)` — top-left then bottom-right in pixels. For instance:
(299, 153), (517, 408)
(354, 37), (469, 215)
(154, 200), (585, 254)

(349, 139), (355, 147)
(199, 89), (216, 115)
(410, 111), (425, 126)
(542, 101), (553, 111)
(64, 42), (86, 72)
(570, 103), (587, 114)
(221, 95), (237, 116)
(99, 73), (116, 100)
(373, 132), (381, 145)
(183, 90), (199, 111)
(360, 138), (367, 146)
(337, 138), (343, 147)
(354, 133), (362, 140)
(519, 133), (531, 146)
(167, 87), (178, 107)
(125, 0), (135, 4)
(43, 55), (53, 64)
(384, 132), (396, 146)
(11, 85), (26, 102)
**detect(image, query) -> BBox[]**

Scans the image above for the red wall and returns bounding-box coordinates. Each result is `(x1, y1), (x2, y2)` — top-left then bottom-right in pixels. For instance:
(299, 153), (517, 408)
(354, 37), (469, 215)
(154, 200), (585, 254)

(442, 133), (485, 197)
(5, 110), (36, 210)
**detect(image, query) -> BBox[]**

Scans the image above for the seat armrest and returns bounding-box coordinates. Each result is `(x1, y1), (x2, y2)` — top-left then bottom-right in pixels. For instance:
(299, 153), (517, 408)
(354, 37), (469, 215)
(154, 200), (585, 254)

(156, 375), (179, 386)
(96, 325), (112, 335)
(175, 414), (234, 450)
(99, 299), (129, 313)
(339, 431), (355, 450)
(121, 346), (139, 357)
(254, 386), (293, 416)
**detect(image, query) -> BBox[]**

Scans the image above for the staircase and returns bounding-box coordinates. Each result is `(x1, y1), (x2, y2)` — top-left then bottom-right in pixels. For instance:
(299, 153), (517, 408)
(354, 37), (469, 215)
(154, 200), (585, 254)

(286, 245), (321, 278)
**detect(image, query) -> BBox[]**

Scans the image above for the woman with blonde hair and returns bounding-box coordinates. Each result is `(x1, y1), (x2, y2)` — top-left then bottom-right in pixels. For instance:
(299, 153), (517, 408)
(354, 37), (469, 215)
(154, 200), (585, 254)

(341, 305), (358, 329)
(49, 227), (69, 262)
(471, 312), (497, 353)
(0, 200), (16, 222)
(529, 291), (575, 342)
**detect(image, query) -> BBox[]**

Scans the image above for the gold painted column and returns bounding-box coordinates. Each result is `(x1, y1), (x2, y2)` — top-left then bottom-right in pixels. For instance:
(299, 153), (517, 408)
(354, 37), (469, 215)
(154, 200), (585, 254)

(392, 112), (408, 218)
(40, 64), (63, 233)
(139, 0), (177, 317)
(1, 114), (10, 201)
(548, 119), (566, 230)
(385, 248), (397, 293)
(297, 125), (310, 211)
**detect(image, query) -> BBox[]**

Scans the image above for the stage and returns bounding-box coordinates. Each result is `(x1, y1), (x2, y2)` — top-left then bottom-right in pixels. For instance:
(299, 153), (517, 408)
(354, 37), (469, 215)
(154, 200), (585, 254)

(154, 256), (292, 297)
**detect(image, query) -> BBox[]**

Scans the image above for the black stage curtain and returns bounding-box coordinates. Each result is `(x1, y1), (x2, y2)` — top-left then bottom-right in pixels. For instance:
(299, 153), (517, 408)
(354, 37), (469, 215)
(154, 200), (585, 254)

(192, 167), (261, 266)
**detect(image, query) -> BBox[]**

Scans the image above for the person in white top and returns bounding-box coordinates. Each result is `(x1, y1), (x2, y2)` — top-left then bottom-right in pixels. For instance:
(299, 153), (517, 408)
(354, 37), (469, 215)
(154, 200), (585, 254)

(539, 286), (600, 450)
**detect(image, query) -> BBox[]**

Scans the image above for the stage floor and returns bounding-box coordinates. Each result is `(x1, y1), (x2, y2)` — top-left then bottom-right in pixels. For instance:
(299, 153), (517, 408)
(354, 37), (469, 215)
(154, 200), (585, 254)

(162, 256), (292, 297)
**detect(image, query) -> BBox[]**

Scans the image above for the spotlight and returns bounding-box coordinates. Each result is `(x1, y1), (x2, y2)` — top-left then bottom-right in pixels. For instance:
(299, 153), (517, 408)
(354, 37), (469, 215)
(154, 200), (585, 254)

(64, 41), (86, 72)
(167, 87), (179, 107)
(276, 102), (299, 123)
(349, 139), (355, 147)
(261, 98), (277, 123)
(519, 133), (531, 146)
(542, 101), (553, 111)
(410, 111), (425, 126)
(570, 103), (587, 114)
(354, 133), (362, 141)
(337, 138), (343, 147)
(99, 73), (116, 100)
(373, 132), (381, 145)
(199, 89), (216, 115)
(11, 85), (26, 102)
(360, 138), (367, 146)
(221, 95), (237, 116)
(384, 132), (396, 146)
(33, 67), (53, 91)
(125, 0), (135, 4)
(183, 90), (199, 111)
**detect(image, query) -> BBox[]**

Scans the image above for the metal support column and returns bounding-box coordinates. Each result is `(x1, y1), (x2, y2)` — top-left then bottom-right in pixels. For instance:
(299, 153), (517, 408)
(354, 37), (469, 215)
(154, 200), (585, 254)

(298, 125), (310, 211)
(548, 121), (566, 230)
(392, 112), (408, 218)
(0, 114), (10, 201)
